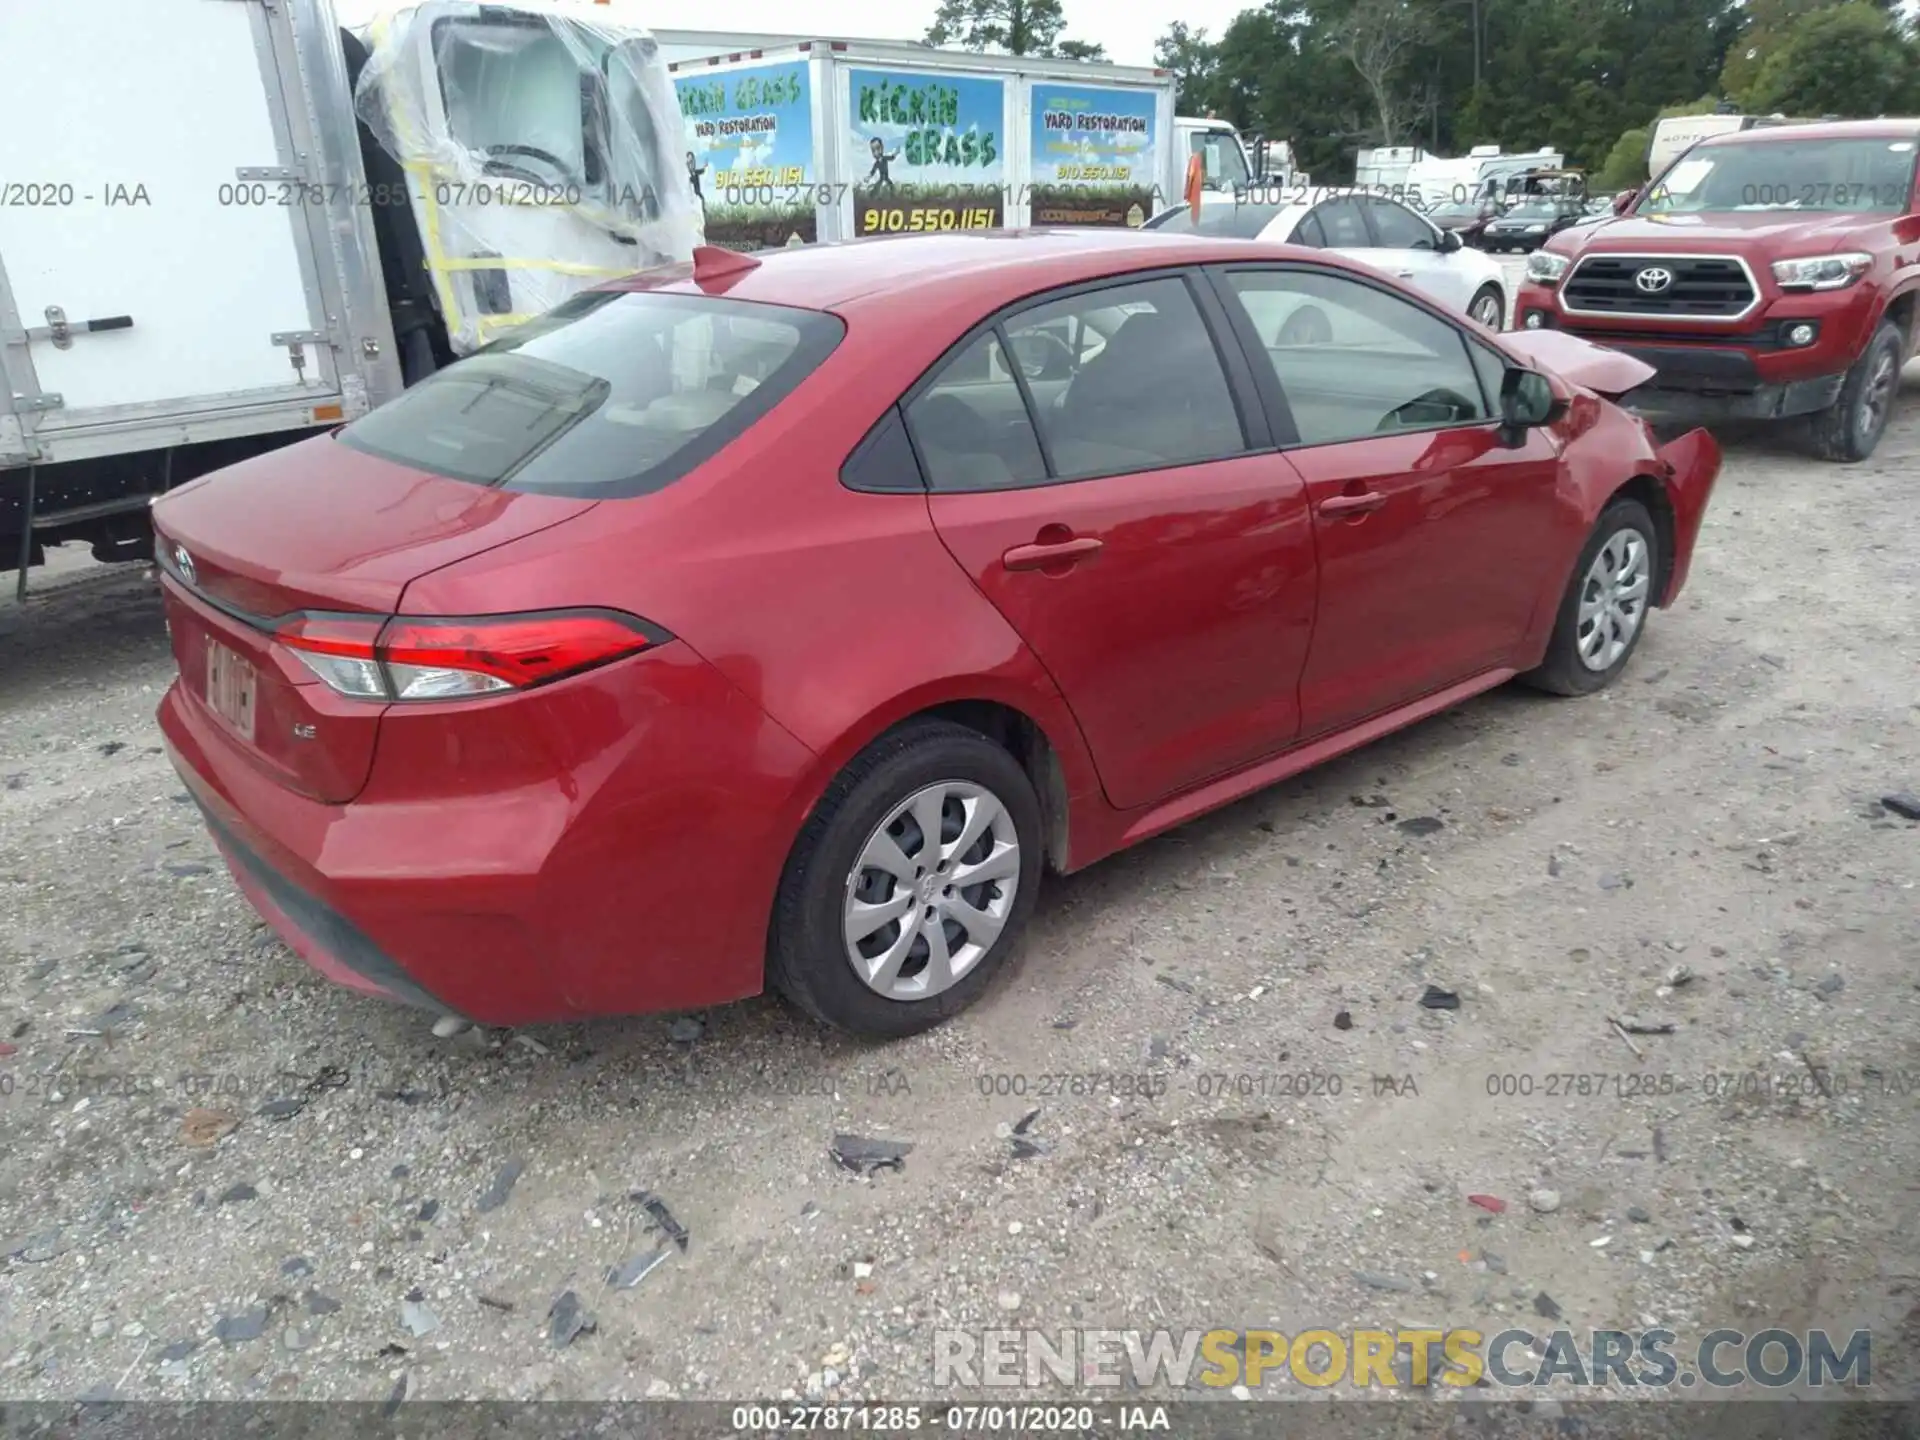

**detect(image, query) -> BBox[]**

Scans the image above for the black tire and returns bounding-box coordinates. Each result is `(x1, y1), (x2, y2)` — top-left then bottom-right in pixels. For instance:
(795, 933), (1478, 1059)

(1522, 497), (1660, 697)
(1807, 321), (1903, 463)
(768, 719), (1043, 1039)
(1468, 284), (1505, 330)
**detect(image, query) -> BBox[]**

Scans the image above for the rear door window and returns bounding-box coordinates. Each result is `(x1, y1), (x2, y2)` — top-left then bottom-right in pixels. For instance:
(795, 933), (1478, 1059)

(335, 289), (843, 498)
(1310, 197), (1371, 247)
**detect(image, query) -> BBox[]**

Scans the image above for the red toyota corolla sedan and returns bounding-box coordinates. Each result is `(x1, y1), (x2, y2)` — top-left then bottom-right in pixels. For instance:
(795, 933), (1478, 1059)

(152, 231), (1720, 1039)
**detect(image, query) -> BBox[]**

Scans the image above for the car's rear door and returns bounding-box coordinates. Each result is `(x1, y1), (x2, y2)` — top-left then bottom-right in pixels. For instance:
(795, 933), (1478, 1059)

(913, 270), (1318, 812)
(1205, 262), (1564, 737)
(1364, 198), (1471, 310)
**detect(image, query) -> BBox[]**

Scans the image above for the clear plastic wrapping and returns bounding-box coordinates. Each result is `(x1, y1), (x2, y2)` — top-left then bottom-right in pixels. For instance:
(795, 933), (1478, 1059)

(351, 1), (702, 353)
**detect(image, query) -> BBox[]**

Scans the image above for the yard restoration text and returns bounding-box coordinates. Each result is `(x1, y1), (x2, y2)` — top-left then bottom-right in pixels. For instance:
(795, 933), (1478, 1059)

(934, 1327), (1871, 1390)
(1042, 110), (1148, 135)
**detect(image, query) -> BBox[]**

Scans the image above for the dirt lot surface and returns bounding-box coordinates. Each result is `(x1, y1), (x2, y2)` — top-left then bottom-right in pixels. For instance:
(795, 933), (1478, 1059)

(3, 353), (1918, 1417)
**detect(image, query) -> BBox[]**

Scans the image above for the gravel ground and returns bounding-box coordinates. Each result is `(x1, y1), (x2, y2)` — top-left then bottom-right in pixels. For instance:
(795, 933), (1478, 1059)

(3, 327), (1918, 1412)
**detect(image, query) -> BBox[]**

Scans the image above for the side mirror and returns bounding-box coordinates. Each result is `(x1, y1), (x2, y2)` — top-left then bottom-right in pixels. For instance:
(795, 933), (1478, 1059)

(1611, 189), (1637, 215)
(1499, 368), (1566, 444)
(1437, 228), (1463, 254)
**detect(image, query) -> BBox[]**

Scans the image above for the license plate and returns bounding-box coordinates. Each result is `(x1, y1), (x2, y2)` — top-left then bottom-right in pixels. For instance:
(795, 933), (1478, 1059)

(206, 639), (257, 741)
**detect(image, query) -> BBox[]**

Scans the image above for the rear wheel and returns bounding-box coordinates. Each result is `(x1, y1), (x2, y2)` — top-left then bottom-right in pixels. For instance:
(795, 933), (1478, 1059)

(1522, 498), (1659, 697)
(1808, 321), (1903, 463)
(768, 720), (1043, 1038)
(1469, 285), (1505, 329)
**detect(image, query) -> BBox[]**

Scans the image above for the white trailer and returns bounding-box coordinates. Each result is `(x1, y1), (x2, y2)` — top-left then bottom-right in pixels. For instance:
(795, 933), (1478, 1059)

(0, 0), (401, 588)
(1404, 145), (1564, 208)
(1, 0), (696, 596)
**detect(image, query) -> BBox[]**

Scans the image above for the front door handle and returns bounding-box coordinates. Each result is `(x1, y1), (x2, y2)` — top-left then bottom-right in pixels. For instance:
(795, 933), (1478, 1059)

(1003, 535), (1103, 571)
(1319, 491), (1388, 517)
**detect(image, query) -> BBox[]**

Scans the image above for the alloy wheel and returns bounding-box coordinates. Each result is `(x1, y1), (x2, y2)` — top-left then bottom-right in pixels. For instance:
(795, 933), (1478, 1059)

(841, 781), (1020, 1000)
(1859, 347), (1898, 441)
(1575, 527), (1651, 672)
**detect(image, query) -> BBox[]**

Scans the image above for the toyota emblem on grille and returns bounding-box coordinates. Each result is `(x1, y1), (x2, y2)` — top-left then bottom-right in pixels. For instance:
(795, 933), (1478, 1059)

(173, 544), (196, 587)
(1634, 266), (1675, 293)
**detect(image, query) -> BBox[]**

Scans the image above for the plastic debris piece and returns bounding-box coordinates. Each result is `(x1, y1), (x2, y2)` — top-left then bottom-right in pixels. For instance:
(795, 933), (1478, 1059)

(1467, 1194), (1507, 1214)
(1617, 1015), (1676, 1035)
(180, 1108), (240, 1147)
(1334, 1010), (1354, 1031)
(1419, 986), (1460, 1010)
(401, 1299), (440, 1337)
(606, 1247), (670, 1290)
(1352, 1271), (1414, 1293)
(1533, 1292), (1563, 1320)
(631, 1190), (690, 1252)
(214, 1307), (269, 1346)
(476, 1159), (525, 1213)
(1397, 816), (1445, 836)
(548, 1290), (597, 1347)
(830, 1134), (912, 1175)
(1880, 793), (1920, 821)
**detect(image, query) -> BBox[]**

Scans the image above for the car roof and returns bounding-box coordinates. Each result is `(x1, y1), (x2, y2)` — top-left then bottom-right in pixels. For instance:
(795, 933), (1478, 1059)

(611, 228), (1326, 315)
(1698, 118), (1920, 147)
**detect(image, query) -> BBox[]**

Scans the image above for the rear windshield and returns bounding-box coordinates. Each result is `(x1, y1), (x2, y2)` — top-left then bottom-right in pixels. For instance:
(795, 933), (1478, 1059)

(1642, 136), (1919, 214)
(335, 289), (843, 497)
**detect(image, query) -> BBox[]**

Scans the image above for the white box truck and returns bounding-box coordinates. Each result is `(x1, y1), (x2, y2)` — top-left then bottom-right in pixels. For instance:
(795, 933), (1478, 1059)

(663, 37), (1266, 248)
(1, 0), (696, 597)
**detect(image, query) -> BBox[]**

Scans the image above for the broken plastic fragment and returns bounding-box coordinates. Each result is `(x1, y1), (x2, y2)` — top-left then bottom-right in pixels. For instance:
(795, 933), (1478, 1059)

(1419, 986), (1460, 1010)
(630, 1190), (690, 1252)
(606, 1247), (670, 1290)
(548, 1290), (596, 1347)
(831, 1134), (912, 1175)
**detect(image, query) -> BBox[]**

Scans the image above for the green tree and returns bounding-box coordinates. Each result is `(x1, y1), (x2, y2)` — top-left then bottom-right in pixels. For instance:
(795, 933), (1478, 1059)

(1740, 2), (1918, 114)
(1055, 38), (1107, 60)
(1153, 22), (1219, 113)
(926, 0), (1065, 55)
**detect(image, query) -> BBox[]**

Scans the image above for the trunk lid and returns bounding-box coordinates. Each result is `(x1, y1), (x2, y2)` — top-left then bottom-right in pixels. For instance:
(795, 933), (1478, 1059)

(153, 433), (595, 803)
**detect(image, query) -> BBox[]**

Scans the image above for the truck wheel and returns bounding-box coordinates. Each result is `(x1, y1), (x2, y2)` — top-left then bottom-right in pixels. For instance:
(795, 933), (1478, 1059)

(1808, 321), (1903, 463)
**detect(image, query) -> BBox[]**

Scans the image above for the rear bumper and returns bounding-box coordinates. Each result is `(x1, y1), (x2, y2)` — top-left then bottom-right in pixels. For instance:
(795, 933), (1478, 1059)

(157, 642), (821, 1025)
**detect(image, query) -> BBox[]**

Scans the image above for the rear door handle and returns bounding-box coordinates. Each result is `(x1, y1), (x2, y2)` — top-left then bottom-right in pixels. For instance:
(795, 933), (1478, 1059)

(1003, 536), (1103, 571)
(1319, 491), (1388, 517)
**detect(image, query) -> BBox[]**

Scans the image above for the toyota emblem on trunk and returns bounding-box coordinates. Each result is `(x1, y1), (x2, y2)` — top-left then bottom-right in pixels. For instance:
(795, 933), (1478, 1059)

(1634, 266), (1675, 293)
(173, 544), (196, 587)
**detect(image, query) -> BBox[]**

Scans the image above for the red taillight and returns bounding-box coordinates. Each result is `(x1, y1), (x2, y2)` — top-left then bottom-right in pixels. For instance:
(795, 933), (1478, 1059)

(275, 609), (665, 702)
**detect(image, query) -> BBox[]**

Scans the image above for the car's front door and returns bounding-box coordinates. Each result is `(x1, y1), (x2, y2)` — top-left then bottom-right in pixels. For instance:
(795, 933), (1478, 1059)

(1209, 263), (1565, 737)
(910, 271), (1318, 811)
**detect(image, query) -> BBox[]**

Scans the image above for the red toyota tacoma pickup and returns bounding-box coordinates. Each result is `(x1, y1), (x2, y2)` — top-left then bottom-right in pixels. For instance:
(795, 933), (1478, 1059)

(1513, 119), (1920, 461)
